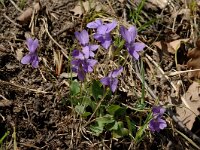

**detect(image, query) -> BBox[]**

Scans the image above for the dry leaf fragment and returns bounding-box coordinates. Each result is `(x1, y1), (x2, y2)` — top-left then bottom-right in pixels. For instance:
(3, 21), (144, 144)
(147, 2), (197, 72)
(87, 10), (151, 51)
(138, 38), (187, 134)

(153, 39), (189, 54)
(147, 0), (168, 9)
(17, 2), (41, 24)
(176, 82), (200, 130)
(169, 39), (189, 52)
(171, 8), (191, 21)
(0, 44), (7, 52)
(187, 38), (200, 78)
(134, 0), (168, 10)
(16, 48), (23, 61)
(0, 99), (12, 107)
(60, 72), (77, 78)
(70, 1), (91, 16)
(70, 1), (100, 16)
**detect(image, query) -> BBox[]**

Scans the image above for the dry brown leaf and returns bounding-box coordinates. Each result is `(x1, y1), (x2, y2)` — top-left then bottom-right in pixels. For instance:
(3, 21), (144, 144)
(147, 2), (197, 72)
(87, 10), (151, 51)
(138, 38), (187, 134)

(0, 99), (12, 107)
(147, 0), (168, 9)
(71, 1), (102, 16)
(17, 2), (41, 24)
(187, 38), (200, 78)
(171, 8), (191, 22)
(176, 82), (200, 130)
(118, 0), (124, 2)
(134, 0), (168, 10)
(16, 48), (23, 61)
(70, 1), (97, 16)
(153, 39), (189, 54)
(0, 44), (7, 52)
(169, 39), (189, 52)
(60, 72), (77, 78)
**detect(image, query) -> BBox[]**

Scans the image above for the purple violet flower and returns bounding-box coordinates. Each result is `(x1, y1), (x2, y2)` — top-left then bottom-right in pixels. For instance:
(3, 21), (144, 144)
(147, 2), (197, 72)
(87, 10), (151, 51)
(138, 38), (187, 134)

(72, 49), (85, 60)
(149, 117), (167, 132)
(87, 19), (102, 28)
(72, 45), (99, 60)
(72, 29), (98, 81)
(100, 66), (123, 92)
(87, 19), (117, 49)
(71, 48), (97, 81)
(149, 106), (167, 132)
(74, 30), (99, 58)
(75, 30), (89, 46)
(71, 59), (86, 81)
(152, 106), (166, 118)
(82, 45), (99, 58)
(71, 58), (97, 81)
(120, 26), (145, 60)
(21, 38), (39, 68)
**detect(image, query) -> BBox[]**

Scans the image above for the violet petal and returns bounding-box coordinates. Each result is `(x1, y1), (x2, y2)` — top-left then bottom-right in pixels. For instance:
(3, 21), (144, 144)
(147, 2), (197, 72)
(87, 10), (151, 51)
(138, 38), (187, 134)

(100, 77), (110, 86)
(106, 20), (117, 33)
(110, 78), (118, 92)
(111, 67), (123, 78)
(75, 30), (89, 46)
(87, 19), (102, 28)
(21, 54), (31, 64)
(26, 38), (39, 53)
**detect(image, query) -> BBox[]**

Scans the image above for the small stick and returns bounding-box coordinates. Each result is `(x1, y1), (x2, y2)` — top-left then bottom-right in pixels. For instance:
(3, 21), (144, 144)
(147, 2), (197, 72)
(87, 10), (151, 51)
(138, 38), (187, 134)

(38, 67), (47, 82)
(41, 18), (69, 59)
(0, 113), (5, 121)
(84, 98), (105, 127)
(166, 69), (200, 76)
(0, 94), (12, 107)
(145, 54), (177, 90)
(9, 0), (23, 13)
(106, 0), (116, 15)
(53, 22), (76, 37)
(3, 13), (22, 28)
(0, 79), (49, 94)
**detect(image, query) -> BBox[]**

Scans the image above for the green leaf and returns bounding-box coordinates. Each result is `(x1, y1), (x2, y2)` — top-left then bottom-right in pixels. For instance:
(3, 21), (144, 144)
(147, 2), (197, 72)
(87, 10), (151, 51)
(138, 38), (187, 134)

(82, 97), (91, 107)
(112, 130), (122, 138)
(126, 116), (136, 134)
(96, 114), (115, 127)
(75, 105), (85, 115)
(116, 108), (126, 116)
(120, 128), (129, 136)
(82, 112), (91, 118)
(89, 100), (97, 111)
(135, 113), (151, 143)
(111, 121), (129, 138)
(107, 105), (126, 116)
(91, 80), (103, 100)
(70, 81), (80, 95)
(117, 121), (124, 129)
(108, 121), (118, 131)
(112, 127), (129, 138)
(107, 105), (121, 115)
(90, 125), (104, 136)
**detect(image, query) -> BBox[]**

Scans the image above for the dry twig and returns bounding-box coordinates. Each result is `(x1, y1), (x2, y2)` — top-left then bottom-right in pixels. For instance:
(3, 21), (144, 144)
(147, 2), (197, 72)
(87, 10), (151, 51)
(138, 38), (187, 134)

(0, 79), (49, 94)
(41, 18), (69, 59)
(3, 13), (22, 28)
(9, 0), (23, 13)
